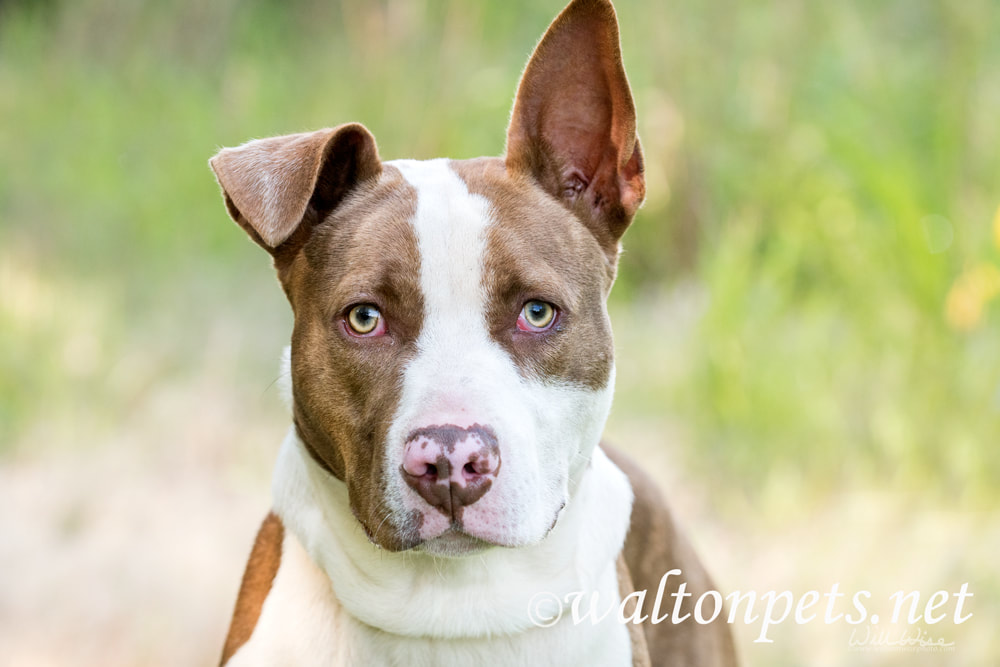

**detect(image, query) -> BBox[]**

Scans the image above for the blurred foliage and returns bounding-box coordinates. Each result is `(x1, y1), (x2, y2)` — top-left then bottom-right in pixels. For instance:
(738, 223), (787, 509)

(1, 0), (998, 503)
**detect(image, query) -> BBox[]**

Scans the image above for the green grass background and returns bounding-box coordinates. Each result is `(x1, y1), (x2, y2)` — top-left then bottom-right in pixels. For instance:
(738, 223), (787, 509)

(1, 0), (998, 664)
(3, 0), (997, 501)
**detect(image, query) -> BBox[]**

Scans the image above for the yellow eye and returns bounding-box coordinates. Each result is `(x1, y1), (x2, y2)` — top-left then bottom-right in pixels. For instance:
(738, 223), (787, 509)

(347, 304), (381, 334)
(521, 300), (556, 330)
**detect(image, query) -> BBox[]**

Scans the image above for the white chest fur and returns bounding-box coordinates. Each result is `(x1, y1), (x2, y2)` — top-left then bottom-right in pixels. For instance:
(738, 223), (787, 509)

(228, 432), (635, 666)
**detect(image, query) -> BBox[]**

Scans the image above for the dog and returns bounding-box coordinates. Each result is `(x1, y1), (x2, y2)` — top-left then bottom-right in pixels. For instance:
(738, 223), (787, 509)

(209, 0), (738, 664)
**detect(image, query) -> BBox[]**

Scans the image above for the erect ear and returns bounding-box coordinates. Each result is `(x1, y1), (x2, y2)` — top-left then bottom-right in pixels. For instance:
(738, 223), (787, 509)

(506, 0), (644, 256)
(209, 123), (381, 254)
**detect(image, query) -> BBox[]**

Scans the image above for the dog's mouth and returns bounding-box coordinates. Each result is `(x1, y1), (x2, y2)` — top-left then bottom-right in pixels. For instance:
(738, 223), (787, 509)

(406, 499), (568, 557)
(354, 506), (508, 554)
(354, 475), (570, 554)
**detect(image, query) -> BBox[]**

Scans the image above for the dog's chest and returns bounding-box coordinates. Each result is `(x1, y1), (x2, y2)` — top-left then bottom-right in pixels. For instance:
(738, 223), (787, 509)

(226, 529), (633, 667)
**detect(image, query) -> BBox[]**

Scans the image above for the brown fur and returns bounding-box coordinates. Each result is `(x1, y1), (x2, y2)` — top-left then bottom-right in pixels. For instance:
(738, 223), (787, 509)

(606, 446), (739, 666)
(220, 513), (284, 665)
(618, 554), (653, 667)
(452, 158), (616, 391)
(285, 165), (427, 551)
(214, 142), (431, 552)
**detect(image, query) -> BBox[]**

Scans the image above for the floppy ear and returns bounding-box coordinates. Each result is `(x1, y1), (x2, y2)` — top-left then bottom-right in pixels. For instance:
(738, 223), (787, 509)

(209, 123), (381, 253)
(506, 0), (644, 255)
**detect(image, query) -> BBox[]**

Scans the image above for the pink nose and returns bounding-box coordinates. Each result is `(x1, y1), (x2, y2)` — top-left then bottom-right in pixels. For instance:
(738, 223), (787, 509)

(401, 423), (501, 516)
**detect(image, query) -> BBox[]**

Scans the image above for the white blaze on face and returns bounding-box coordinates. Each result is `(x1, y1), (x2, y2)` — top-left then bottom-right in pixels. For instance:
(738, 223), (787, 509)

(384, 159), (614, 547)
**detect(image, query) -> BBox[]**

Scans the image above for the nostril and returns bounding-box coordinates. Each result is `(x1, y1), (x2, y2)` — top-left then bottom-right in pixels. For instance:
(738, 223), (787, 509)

(402, 458), (439, 479)
(463, 457), (498, 479)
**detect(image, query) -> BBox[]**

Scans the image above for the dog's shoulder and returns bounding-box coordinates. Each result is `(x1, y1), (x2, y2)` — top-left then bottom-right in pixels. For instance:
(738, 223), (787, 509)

(602, 444), (696, 605)
(604, 445), (739, 666)
(220, 512), (284, 665)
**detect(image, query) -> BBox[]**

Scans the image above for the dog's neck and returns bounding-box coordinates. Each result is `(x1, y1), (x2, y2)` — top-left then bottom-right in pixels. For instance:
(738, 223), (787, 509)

(271, 428), (634, 639)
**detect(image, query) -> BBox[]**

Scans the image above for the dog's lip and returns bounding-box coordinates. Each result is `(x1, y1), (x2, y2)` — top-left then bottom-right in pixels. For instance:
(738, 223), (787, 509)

(405, 497), (568, 555)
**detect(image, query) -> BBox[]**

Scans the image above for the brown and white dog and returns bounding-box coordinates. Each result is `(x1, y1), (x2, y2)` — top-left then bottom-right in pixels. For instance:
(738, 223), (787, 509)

(209, 0), (738, 664)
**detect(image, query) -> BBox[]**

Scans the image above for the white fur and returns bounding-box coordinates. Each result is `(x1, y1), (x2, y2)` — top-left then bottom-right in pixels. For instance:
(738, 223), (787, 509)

(229, 430), (634, 665)
(278, 346), (293, 410)
(226, 524), (344, 666)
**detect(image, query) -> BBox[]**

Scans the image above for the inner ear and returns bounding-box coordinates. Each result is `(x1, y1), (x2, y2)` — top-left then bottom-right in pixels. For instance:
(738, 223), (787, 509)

(311, 127), (381, 216)
(505, 0), (644, 254)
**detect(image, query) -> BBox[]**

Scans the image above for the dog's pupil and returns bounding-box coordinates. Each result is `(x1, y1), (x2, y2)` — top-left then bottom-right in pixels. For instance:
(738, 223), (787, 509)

(350, 305), (379, 331)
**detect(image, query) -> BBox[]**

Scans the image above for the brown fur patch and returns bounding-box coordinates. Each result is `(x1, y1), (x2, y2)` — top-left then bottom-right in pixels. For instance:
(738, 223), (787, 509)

(451, 158), (615, 391)
(220, 513), (285, 665)
(605, 445), (740, 666)
(618, 554), (653, 667)
(281, 165), (426, 551)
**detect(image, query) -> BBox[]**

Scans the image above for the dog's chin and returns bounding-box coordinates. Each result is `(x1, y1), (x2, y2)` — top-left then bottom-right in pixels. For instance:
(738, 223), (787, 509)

(357, 517), (503, 554)
(416, 529), (496, 558)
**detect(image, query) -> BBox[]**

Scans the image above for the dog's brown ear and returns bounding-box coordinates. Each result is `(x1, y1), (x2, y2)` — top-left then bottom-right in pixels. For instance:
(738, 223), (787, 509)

(210, 123), (381, 253)
(506, 0), (644, 256)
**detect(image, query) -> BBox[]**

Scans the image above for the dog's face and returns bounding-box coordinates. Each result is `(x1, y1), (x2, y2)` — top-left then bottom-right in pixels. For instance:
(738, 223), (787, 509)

(210, 0), (644, 555)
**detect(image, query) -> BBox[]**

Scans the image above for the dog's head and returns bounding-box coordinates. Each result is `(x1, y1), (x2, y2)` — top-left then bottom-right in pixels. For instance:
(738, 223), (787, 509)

(210, 0), (644, 556)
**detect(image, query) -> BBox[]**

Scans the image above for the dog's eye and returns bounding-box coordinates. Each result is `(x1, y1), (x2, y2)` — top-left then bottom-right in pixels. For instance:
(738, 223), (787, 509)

(517, 300), (556, 331)
(346, 304), (383, 335)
